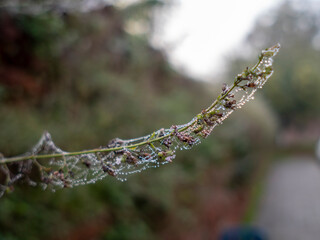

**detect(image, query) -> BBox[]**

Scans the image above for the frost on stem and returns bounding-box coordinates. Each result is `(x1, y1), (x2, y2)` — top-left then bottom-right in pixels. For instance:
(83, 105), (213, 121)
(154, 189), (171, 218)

(0, 44), (280, 197)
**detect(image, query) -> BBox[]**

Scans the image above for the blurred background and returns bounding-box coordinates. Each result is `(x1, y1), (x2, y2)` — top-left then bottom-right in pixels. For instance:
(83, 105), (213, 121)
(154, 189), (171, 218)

(0, 0), (319, 239)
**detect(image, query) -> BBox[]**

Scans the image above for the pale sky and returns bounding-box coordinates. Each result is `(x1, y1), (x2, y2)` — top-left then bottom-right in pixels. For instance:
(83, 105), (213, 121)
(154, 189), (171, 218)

(152, 0), (283, 81)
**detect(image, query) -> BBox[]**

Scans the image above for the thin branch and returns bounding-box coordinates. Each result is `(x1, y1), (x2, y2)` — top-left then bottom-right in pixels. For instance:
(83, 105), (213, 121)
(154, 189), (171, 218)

(0, 44), (280, 196)
(0, 44), (280, 165)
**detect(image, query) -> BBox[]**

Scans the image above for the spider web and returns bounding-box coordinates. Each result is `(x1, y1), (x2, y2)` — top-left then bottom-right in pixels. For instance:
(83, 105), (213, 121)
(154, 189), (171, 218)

(0, 44), (280, 196)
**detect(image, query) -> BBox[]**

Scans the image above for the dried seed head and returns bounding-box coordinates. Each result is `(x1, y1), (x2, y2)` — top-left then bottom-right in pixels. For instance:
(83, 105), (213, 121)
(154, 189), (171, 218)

(222, 83), (227, 92)
(102, 165), (116, 177)
(162, 138), (172, 148)
(247, 82), (256, 88)
(225, 100), (237, 109)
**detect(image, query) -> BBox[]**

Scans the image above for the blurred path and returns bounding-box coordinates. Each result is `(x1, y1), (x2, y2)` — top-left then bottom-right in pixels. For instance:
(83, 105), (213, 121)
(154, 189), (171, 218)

(255, 157), (320, 240)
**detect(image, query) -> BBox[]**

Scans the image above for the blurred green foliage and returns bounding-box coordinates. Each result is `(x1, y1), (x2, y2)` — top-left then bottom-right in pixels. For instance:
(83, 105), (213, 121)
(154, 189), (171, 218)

(0, 1), (279, 239)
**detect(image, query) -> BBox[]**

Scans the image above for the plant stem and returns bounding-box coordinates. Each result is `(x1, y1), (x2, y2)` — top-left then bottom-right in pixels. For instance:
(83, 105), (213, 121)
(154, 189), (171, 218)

(0, 46), (272, 165)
